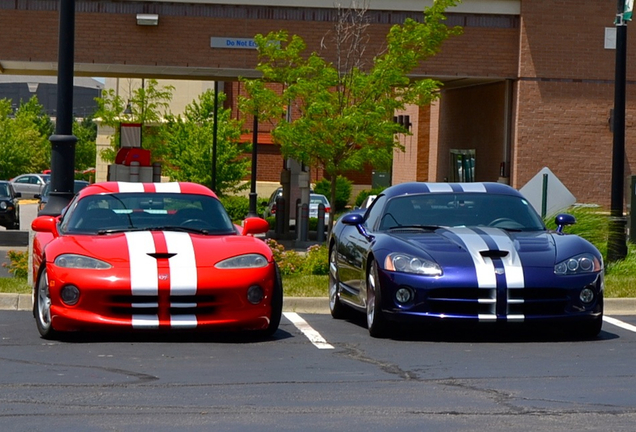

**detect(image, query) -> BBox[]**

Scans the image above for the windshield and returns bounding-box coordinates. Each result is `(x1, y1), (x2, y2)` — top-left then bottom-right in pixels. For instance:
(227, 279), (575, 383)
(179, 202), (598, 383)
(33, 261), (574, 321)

(0, 183), (10, 197)
(60, 192), (236, 235)
(378, 193), (545, 232)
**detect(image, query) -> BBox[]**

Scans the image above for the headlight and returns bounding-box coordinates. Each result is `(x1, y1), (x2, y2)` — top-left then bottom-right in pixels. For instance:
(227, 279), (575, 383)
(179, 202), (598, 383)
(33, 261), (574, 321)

(215, 254), (269, 269)
(554, 253), (602, 275)
(54, 254), (112, 269)
(384, 252), (442, 276)
(0, 202), (6, 210)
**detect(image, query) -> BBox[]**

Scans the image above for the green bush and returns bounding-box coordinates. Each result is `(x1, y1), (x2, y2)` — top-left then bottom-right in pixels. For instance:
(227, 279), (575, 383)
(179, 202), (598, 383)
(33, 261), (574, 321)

(314, 176), (352, 212)
(219, 195), (269, 222)
(3, 250), (28, 279)
(355, 187), (386, 208)
(265, 239), (328, 276)
(303, 244), (329, 275)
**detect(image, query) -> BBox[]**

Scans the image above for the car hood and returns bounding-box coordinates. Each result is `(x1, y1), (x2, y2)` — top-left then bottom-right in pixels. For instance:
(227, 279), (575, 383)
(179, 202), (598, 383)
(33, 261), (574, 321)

(45, 231), (272, 268)
(389, 226), (556, 269)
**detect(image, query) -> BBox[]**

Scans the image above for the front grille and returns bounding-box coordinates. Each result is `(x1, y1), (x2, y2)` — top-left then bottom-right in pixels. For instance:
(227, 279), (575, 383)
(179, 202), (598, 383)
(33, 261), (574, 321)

(424, 287), (570, 318)
(109, 294), (217, 316)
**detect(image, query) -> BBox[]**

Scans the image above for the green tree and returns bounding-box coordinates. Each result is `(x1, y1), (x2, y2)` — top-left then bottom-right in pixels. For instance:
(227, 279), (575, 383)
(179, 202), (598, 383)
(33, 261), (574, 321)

(94, 79), (174, 163)
(0, 97), (51, 179)
(73, 116), (97, 171)
(159, 90), (250, 196)
(242, 0), (461, 230)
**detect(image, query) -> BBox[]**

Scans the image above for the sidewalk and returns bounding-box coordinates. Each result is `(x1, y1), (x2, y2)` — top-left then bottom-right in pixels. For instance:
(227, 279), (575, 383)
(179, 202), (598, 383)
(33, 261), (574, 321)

(1, 293), (633, 315)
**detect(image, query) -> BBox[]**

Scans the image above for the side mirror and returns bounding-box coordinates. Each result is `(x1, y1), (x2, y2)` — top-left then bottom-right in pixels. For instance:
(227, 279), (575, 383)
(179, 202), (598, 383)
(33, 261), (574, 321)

(31, 215), (60, 237)
(341, 213), (364, 226)
(242, 217), (270, 236)
(554, 213), (576, 233)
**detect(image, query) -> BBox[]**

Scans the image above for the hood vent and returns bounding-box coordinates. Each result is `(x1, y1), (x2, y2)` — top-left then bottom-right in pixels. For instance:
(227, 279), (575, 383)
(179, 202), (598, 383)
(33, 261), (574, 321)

(147, 252), (177, 260)
(480, 250), (509, 258)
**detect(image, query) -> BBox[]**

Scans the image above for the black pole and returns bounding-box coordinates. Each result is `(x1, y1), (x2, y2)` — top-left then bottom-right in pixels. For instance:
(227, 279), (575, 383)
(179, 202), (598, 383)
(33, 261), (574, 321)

(211, 80), (219, 192)
(608, 0), (629, 261)
(247, 115), (258, 217)
(41, 0), (77, 216)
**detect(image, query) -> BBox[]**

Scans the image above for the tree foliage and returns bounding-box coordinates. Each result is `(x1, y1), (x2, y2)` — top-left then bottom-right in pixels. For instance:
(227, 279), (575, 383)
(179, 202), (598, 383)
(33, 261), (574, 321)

(0, 97), (52, 179)
(94, 79), (174, 163)
(241, 0), (461, 228)
(158, 90), (250, 195)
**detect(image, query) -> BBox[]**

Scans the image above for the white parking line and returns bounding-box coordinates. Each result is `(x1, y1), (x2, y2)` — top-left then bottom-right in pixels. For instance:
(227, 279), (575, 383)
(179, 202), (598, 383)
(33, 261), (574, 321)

(283, 312), (334, 350)
(604, 316), (636, 333)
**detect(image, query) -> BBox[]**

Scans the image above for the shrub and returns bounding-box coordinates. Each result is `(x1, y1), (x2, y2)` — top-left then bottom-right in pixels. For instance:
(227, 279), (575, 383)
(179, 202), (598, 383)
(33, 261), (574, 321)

(220, 195), (270, 222)
(304, 244), (329, 275)
(3, 250), (28, 279)
(355, 187), (386, 208)
(314, 176), (352, 211)
(265, 238), (328, 276)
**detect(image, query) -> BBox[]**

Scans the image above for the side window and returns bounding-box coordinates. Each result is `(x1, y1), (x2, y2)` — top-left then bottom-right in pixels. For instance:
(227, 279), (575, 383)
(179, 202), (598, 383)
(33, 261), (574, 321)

(364, 194), (387, 231)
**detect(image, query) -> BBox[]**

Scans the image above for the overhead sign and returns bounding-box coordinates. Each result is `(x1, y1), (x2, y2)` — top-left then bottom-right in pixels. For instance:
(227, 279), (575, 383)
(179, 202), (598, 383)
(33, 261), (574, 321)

(211, 37), (257, 49)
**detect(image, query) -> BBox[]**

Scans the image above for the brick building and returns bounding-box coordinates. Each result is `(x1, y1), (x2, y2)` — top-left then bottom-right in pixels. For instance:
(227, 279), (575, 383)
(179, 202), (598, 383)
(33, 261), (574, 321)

(0, 0), (635, 207)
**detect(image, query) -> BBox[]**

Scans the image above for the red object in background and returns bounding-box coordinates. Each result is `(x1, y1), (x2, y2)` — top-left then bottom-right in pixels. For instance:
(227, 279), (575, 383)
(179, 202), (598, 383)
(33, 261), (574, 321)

(115, 148), (151, 166)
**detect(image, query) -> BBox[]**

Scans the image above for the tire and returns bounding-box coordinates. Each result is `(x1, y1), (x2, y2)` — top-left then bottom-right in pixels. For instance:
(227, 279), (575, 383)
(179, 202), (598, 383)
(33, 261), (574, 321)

(366, 260), (388, 338)
(577, 314), (603, 339)
(260, 263), (283, 338)
(34, 269), (58, 339)
(329, 247), (348, 319)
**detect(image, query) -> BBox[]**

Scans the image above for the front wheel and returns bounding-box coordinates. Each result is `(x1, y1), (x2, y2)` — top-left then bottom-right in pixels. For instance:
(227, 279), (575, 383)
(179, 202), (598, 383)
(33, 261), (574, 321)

(576, 314), (603, 339)
(260, 264), (283, 338)
(366, 260), (388, 338)
(34, 269), (57, 339)
(329, 247), (348, 319)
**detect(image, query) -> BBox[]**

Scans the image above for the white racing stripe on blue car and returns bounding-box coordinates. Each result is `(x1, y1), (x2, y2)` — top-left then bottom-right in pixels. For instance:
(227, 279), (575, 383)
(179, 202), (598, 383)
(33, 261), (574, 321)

(479, 227), (525, 289)
(426, 183), (454, 193)
(459, 183), (487, 193)
(445, 227), (526, 321)
(448, 227), (497, 289)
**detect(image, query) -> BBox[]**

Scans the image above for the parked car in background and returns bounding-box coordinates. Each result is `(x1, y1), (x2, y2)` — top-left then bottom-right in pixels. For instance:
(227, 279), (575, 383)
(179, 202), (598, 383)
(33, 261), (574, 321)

(329, 182), (604, 339)
(30, 181), (281, 340)
(35, 180), (90, 212)
(309, 193), (331, 225)
(10, 173), (50, 199)
(0, 181), (21, 229)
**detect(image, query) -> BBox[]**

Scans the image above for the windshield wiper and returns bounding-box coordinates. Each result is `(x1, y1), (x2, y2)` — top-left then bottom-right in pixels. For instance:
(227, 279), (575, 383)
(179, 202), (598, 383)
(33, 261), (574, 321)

(388, 225), (441, 231)
(97, 226), (210, 235)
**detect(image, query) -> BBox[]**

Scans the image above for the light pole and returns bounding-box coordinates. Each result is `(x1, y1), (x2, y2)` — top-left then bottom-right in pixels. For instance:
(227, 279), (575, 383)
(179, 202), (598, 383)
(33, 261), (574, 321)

(608, 0), (630, 261)
(41, 0), (77, 216)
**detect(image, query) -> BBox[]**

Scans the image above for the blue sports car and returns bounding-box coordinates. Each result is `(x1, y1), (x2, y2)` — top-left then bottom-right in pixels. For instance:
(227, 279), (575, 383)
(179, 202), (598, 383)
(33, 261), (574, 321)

(329, 182), (604, 338)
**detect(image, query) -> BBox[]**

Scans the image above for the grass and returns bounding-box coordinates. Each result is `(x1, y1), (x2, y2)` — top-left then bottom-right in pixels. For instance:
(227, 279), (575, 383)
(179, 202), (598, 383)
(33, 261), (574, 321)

(0, 278), (30, 294)
(283, 274), (328, 297)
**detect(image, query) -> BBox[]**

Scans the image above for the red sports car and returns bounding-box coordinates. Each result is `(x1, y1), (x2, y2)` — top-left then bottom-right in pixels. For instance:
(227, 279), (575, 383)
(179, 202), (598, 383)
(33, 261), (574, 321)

(30, 181), (282, 339)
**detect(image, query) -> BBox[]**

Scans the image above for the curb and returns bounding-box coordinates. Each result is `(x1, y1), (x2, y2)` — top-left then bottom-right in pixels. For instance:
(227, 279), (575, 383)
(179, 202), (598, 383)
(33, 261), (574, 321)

(1, 294), (634, 315)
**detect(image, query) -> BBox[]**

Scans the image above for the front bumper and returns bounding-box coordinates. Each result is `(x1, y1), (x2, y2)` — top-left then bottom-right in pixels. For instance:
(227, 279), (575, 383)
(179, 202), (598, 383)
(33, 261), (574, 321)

(45, 264), (277, 333)
(376, 267), (604, 324)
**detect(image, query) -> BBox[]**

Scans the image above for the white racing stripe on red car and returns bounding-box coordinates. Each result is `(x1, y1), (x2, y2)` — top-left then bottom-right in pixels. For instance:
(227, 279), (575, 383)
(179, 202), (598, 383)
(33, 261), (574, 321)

(126, 231), (160, 329)
(117, 182), (145, 193)
(155, 182), (182, 193)
(126, 231), (159, 296)
(164, 231), (198, 329)
(125, 230), (199, 329)
(164, 231), (197, 296)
